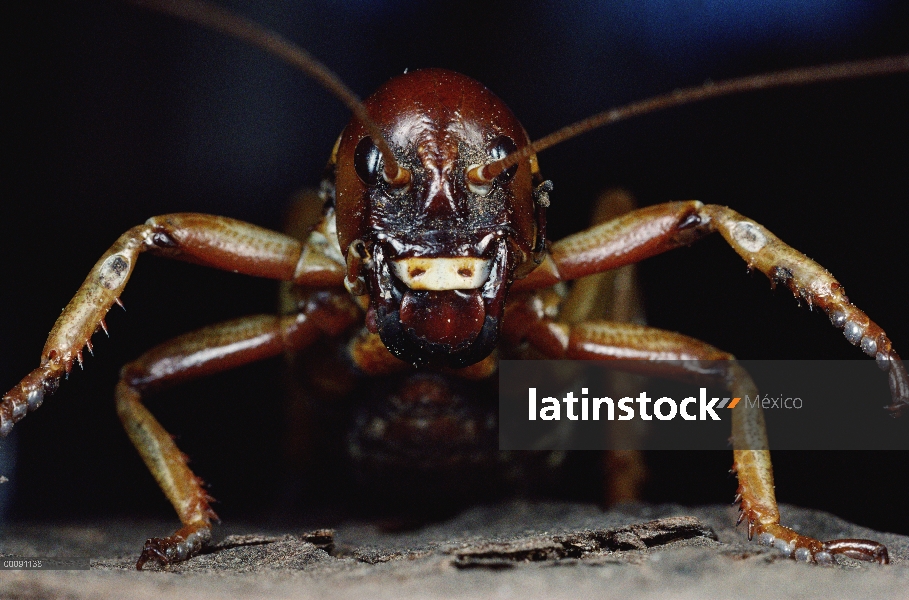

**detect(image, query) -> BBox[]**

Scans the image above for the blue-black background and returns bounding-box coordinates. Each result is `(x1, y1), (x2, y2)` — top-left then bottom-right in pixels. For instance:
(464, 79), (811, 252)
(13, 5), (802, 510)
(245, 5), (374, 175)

(3, 0), (908, 534)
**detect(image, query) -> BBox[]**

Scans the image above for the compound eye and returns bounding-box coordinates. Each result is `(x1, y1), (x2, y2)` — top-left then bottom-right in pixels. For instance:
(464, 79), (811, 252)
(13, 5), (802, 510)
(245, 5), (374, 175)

(354, 136), (382, 185)
(488, 135), (518, 183)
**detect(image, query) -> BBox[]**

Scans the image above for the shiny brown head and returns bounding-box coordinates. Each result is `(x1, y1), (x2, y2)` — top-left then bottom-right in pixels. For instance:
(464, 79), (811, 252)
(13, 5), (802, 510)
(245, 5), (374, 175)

(333, 69), (544, 368)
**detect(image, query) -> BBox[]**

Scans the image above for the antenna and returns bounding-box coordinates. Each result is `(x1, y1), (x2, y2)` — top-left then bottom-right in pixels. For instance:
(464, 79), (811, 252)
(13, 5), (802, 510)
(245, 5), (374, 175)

(470, 55), (909, 183)
(127, 0), (410, 186)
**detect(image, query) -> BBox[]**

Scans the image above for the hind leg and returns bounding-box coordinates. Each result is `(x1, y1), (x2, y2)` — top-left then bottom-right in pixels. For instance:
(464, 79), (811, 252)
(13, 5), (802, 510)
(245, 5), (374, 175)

(558, 190), (648, 505)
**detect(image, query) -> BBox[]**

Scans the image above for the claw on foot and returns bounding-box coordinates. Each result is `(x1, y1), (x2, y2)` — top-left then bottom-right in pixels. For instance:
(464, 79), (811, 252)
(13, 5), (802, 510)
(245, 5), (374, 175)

(736, 481), (889, 565)
(135, 527), (211, 570)
(751, 524), (889, 565)
(823, 539), (890, 565)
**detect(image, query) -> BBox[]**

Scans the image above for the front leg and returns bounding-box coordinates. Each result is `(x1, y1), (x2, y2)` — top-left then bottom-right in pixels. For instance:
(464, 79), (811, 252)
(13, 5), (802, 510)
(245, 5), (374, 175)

(1, 212), (345, 436)
(514, 200), (908, 413)
(701, 204), (907, 415)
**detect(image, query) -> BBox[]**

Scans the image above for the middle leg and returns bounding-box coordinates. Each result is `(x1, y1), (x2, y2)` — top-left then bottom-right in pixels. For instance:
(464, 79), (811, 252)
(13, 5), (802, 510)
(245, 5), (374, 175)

(116, 293), (359, 569)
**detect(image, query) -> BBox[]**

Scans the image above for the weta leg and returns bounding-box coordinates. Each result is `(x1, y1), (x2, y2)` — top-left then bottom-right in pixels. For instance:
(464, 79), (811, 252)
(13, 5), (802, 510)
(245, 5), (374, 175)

(117, 300), (357, 569)
(505, 312), (889, 564)
(559, 190), (647, 504)
(732, 429), (889, 564)
(1, 212), (348, 437)
(513, 201), (908, 413)
(558, 189), (646, 327)
(117, 383), (215, 571)
(601, 449), (646, 505)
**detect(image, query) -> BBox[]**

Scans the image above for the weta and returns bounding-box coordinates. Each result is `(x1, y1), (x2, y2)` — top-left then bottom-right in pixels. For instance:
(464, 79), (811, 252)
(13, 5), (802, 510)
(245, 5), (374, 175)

(1, 0), (907, 569)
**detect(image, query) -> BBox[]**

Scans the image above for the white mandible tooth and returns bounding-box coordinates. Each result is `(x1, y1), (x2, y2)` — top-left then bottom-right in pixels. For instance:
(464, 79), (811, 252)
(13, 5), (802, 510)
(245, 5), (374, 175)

(391, 257), (492, 290)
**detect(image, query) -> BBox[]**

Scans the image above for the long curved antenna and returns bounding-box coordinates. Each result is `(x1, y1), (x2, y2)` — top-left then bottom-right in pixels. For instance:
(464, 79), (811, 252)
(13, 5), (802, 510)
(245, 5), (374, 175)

(127, 0), (410, 186)
(470, 55), (909, 183)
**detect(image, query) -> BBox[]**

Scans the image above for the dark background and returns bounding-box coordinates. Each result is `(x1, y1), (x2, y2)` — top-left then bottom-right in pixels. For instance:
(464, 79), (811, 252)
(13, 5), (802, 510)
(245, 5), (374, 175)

(3, 0), (907, 535)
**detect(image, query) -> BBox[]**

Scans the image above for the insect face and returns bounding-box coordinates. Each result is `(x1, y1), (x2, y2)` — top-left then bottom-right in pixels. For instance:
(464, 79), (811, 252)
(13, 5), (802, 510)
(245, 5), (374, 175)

(334, 69), (541, 367)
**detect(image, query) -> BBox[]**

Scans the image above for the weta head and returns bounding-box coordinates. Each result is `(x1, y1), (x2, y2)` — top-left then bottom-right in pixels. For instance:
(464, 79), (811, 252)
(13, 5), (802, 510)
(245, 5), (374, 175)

(332, 70), (544, 368)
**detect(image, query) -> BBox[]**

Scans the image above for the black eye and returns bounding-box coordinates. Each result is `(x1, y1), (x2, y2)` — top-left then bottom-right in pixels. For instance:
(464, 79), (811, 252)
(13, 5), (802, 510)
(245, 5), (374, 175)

(354, 137), (382, 185)
(489, 135), (518, 183)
